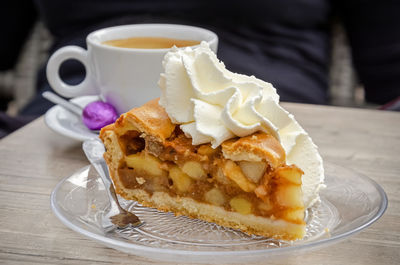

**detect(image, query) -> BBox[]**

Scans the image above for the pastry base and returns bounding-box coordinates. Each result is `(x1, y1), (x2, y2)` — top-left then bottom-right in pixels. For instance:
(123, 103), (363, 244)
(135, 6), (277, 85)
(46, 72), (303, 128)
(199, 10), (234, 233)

(112, 179), (305, 240)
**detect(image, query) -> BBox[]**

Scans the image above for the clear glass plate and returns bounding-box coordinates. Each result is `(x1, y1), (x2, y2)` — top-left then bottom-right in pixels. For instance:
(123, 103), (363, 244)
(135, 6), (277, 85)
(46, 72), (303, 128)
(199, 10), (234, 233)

(50, 162), (387, 264)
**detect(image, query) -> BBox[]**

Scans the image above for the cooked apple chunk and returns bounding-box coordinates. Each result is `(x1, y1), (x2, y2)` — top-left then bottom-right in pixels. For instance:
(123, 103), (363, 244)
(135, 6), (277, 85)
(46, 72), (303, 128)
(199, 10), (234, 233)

(223, 160), (256, 192)
(276, 166), (303, 185)
(181, 161), (206, 180)
(125, 152), (166, 177)
(169, 165), (193, 193)
(204, 188), (226, 206)
(282, 209), (305, 223)
(230, 196), (252, 215)
(238, 161), (267, 183)
(275, 185), (303, 208)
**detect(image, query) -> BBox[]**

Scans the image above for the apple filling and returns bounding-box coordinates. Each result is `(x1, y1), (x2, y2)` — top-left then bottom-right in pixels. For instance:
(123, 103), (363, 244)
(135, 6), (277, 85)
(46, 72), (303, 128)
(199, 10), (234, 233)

(116, 128), (305, 225)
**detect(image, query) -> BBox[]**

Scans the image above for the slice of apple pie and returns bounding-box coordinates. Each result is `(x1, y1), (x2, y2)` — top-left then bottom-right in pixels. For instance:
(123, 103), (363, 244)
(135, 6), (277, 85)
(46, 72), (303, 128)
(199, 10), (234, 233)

(100, 98), (306, 240)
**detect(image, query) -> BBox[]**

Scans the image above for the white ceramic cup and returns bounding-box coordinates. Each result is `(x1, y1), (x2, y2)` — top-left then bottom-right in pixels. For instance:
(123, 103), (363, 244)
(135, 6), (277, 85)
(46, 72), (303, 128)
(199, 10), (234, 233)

(46, 24), (218, 114)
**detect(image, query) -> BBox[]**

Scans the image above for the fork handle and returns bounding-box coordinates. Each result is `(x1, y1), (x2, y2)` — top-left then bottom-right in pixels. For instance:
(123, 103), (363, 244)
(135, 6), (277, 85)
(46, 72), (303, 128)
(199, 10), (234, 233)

(109, 184), (127, 212)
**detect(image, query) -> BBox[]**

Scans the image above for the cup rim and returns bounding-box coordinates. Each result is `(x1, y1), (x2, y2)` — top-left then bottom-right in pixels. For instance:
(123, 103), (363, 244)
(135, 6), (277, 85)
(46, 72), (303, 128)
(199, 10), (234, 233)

(87, 23), (218, 52)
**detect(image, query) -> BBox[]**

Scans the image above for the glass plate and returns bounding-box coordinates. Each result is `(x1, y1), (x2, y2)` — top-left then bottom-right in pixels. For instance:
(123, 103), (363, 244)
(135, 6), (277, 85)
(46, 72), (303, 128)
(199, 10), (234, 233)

(50, 162), (387, 264)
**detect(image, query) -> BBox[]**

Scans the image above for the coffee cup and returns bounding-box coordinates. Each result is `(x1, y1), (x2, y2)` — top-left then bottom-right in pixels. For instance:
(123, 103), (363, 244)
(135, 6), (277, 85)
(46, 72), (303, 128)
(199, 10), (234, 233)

(46, 24), (218, 114)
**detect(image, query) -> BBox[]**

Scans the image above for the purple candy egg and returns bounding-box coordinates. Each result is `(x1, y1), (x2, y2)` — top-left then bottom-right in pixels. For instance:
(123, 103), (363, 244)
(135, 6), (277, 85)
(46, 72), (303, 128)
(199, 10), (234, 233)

(82, 101), (118, 130)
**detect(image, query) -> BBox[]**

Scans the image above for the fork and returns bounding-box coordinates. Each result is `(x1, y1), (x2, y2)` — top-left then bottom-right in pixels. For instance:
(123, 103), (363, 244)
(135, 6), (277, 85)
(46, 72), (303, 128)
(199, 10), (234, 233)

(82, 139), (143, 232)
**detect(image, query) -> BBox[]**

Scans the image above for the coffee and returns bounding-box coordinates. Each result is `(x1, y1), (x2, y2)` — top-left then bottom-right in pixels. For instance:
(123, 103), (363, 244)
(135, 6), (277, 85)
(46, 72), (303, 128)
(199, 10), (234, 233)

(103, 37), (200, 49)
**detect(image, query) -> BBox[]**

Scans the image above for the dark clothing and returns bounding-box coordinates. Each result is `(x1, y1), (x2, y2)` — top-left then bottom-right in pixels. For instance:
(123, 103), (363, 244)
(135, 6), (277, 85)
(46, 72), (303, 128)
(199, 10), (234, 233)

(335, 0), (400, 104)
(1, 1), (37, 70)
(1, 0), (400, 137)
(32, 0), (332, 106)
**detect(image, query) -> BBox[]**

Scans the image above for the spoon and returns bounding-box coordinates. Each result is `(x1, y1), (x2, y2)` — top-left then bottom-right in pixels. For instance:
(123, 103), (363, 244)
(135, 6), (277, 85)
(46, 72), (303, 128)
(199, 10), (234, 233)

(42, 91), (83, 116)
(82, 139), (143, 232)
(42, 91), (118, 132)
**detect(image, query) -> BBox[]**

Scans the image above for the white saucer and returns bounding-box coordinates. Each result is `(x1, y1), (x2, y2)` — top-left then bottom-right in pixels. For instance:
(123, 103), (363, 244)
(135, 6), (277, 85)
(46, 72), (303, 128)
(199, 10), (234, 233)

(44, 96), (100, 141)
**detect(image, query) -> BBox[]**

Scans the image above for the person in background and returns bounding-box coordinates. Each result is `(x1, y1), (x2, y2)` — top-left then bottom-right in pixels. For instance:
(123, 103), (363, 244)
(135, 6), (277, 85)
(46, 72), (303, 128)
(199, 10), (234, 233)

(1, 0), (399, 137)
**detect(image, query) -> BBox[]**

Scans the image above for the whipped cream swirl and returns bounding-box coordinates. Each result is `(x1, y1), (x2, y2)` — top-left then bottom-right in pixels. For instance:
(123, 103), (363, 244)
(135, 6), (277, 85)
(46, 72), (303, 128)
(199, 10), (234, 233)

(159, 42), (324, 207)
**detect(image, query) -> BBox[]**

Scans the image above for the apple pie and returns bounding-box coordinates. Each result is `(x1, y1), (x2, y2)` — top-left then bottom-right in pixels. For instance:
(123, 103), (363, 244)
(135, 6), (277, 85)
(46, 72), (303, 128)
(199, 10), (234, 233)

(100, 98), (306, 240)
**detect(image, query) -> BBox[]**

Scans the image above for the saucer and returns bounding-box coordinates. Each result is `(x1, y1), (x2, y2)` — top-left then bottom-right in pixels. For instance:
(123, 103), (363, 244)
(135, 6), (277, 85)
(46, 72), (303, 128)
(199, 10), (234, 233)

(44, 96), (100, 141)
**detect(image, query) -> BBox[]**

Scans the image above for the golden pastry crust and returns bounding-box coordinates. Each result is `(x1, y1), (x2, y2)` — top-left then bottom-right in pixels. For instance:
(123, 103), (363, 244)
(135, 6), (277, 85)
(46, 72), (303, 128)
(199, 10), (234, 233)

(100, 99), (305, 240)
(101, 99), (285, 164)
(222, 132), (286, 168)
(117, 189), (305, 240)
(101, 98), (175, 142)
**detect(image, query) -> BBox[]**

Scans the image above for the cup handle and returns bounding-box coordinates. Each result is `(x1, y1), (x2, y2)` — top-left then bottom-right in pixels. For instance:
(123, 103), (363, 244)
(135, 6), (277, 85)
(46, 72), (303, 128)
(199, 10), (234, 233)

(46, 46), (97, 98)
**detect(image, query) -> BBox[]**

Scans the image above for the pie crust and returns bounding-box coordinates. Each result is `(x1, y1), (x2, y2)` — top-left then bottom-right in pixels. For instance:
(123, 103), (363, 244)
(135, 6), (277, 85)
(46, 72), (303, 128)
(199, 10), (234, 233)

(100, 98), (306, 240)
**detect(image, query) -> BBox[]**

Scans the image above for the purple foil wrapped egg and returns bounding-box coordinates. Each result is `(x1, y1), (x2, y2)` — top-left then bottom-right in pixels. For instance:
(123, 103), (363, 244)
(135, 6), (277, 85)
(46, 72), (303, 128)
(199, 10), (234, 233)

(82, 101), (118, 130)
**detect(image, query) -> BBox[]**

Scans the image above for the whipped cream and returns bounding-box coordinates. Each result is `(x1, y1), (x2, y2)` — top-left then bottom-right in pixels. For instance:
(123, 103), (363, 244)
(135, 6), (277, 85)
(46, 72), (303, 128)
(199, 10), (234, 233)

(159, 42), (324, 208)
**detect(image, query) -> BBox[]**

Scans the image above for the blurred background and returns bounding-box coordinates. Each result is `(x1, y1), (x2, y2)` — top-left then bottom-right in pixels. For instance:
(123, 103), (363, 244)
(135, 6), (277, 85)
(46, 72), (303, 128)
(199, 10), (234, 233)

(0, 21), (51, 116)
(0, 21), (364, 113)
(1, 0), (399, 138)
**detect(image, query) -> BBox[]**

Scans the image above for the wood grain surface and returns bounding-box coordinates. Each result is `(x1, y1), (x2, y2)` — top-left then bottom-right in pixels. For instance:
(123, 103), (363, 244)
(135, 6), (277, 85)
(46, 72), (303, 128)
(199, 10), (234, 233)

(0, 103), (399, 265)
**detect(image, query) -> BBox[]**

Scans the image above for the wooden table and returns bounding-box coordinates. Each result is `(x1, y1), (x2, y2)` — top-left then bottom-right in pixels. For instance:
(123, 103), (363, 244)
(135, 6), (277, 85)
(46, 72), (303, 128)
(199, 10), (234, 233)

(0, 103), (399, 265)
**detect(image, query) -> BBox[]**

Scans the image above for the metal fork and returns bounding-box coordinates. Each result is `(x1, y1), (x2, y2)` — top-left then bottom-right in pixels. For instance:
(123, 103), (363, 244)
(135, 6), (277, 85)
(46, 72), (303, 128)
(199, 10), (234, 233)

(82, 139), (143, 232)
